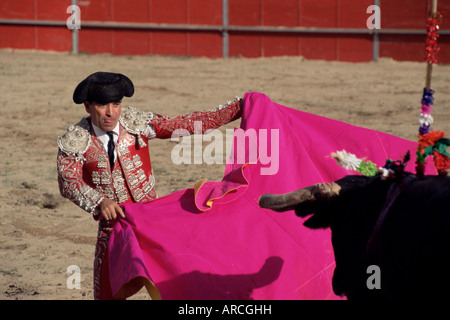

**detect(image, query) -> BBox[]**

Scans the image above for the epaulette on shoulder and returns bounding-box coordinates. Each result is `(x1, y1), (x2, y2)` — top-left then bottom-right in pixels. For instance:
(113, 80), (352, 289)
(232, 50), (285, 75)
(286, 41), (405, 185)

(119, 106), (154, 135)
(57, 117), (91, 156)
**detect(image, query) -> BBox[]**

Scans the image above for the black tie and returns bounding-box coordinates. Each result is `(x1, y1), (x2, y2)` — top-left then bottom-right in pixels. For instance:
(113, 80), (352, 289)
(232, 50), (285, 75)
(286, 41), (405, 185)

(106, 131), (115, 169)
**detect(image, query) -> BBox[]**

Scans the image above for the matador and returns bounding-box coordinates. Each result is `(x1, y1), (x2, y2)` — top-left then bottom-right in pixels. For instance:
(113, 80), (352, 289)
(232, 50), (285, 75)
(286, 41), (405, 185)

(56, 72), (242, 299)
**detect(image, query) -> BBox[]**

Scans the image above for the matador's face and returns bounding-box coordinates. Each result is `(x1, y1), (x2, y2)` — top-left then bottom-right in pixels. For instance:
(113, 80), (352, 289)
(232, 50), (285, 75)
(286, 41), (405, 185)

(84, 101), (122, 131)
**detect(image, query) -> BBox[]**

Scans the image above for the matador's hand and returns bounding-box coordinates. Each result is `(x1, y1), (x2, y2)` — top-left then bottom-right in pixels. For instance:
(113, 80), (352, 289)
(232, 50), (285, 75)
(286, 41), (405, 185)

(97, 198), (125, 221)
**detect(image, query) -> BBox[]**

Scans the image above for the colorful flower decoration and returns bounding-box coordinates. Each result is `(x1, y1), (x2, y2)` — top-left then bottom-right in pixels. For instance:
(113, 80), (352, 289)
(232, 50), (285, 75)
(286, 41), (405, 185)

(331, 150), (412, 180)
(418, 88), (434, 135)
(332, 10), (449, 178)
(425, 13), (443, 64)
(416, 130), (450, 176)
(416, 11), (449, 177)
(331, 150), (378, 177)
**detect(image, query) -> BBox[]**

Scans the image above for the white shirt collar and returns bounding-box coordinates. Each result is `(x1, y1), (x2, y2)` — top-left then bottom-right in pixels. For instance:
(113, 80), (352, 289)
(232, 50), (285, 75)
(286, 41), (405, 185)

(92, 121), (120, 138)
(91, 121), (120, 153)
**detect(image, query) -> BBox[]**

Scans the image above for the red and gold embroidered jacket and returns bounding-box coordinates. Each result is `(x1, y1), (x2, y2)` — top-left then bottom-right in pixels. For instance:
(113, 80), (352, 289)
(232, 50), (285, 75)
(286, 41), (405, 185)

(57, 97), (242, 216)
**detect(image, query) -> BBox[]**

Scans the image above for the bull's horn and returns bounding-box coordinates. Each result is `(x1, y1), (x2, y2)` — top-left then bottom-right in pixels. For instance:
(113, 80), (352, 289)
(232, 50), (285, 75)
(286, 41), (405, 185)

(258, 182), (341, 212)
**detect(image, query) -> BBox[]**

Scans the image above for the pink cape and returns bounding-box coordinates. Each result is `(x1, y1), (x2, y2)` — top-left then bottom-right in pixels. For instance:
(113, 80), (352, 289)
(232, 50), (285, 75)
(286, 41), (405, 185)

(108, 92), (434, 300)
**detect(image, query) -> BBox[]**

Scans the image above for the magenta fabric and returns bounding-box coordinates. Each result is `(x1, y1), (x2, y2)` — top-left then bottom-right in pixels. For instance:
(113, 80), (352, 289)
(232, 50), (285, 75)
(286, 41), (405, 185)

(108, 92), (434, 300)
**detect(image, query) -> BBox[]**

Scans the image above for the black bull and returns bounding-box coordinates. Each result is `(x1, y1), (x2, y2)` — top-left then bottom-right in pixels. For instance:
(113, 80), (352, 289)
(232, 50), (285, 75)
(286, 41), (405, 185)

(259, 174), (450, 300)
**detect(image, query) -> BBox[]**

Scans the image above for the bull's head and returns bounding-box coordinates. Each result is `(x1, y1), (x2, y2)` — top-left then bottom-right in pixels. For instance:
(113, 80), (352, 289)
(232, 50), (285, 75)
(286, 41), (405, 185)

(259, 175), (390, 299)
(259, 175), (375, 227)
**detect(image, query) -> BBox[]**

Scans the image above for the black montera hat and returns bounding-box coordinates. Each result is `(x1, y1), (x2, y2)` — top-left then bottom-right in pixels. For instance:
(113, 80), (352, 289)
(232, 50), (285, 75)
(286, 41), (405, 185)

(73, 71), (134, 104)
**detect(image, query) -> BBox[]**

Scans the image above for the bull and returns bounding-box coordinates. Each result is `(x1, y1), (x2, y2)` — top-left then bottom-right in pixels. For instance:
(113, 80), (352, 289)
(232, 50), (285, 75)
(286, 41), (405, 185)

(259, 172), (450, 300)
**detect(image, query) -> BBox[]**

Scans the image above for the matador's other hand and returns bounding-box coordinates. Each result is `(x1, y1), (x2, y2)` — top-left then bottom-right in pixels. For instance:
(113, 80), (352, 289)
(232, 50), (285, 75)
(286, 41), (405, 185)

(97, 198), (126, 221)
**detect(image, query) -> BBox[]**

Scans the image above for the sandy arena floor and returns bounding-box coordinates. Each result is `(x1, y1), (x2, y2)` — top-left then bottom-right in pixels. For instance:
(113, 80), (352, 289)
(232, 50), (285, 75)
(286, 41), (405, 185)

(0, 49), (449, 299)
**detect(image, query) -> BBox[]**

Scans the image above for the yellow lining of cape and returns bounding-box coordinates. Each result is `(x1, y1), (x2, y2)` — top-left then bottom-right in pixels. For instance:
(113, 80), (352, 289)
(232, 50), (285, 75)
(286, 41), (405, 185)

(114, 276), (162, 300)
(193, 162), (251, 212)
